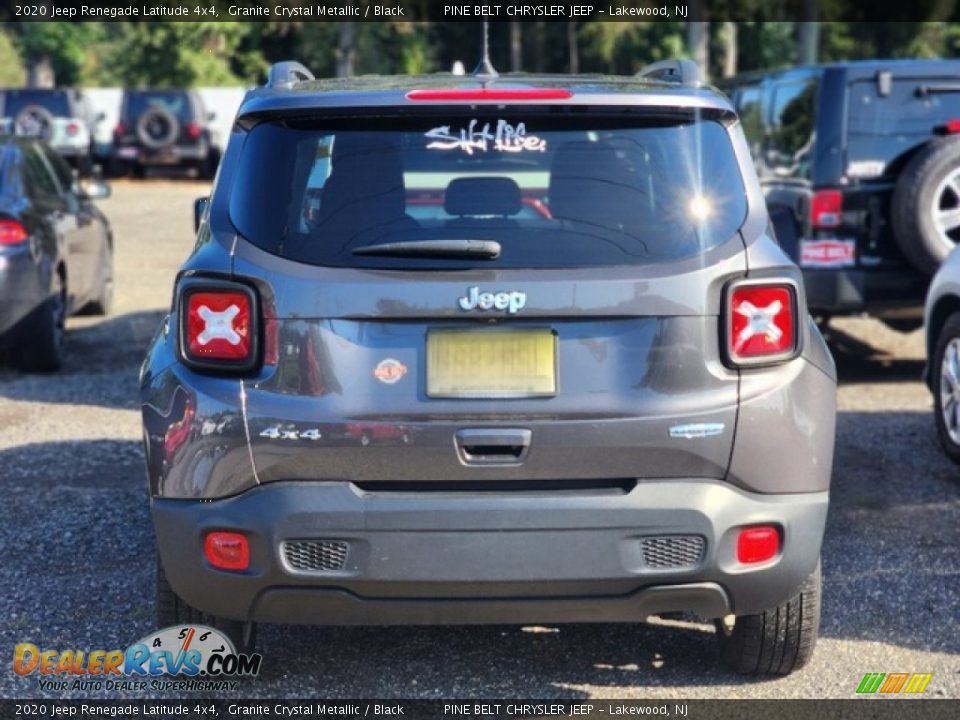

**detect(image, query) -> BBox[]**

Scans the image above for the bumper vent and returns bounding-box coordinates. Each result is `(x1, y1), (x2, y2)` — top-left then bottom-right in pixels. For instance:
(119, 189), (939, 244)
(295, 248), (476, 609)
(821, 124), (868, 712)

(282, 540), (349, 573)
(640, 535), (705, 569)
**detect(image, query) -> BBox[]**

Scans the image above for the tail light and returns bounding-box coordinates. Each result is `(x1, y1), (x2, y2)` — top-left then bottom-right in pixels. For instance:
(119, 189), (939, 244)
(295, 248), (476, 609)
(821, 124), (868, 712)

(113, 122), (126, 138)
(943, 119), (960, 134)
(725, 282), (799, 366)
(178, 280), (260, 372)
(737, 526), (781, 564)
(0, 218), (28, 245)
(204, 531), (249, 571)
(811, 189), (842, 228)
(65, 121), (80, 136)
(186, 121), (202, 140)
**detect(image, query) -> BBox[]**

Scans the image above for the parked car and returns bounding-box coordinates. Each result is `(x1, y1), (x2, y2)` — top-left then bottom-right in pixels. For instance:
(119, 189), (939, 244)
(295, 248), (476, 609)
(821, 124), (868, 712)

(111, 89), (217, 178)
(0, 88), (101, 174)
(924, 247), (960, 464)
(0, 136), (113, 372)
(141, 60), (837, 675)
(722, 59), (960, 331)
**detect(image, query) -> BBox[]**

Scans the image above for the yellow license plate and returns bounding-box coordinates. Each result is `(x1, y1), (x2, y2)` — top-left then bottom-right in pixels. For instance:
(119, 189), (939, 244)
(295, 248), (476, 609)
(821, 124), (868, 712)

(427, 329), (557, 398)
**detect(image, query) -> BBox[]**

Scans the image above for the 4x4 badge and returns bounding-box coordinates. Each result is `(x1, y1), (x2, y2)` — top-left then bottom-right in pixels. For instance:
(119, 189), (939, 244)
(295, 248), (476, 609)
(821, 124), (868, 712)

(458, 286), (526, 314)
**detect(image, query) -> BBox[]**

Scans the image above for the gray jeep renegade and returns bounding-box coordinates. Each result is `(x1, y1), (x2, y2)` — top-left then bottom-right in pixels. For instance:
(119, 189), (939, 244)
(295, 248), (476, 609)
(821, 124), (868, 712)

(140, 59), (837, 675)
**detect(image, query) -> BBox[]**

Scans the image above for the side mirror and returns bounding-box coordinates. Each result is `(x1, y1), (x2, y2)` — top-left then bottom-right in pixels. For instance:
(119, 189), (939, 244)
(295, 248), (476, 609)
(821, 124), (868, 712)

(194, 196), (210, 232)
(78, 166), (111, 200)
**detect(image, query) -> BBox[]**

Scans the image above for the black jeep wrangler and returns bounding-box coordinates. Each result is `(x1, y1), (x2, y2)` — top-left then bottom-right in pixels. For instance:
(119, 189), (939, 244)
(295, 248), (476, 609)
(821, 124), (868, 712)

(724, 59), (960, 331)
(111, 89), (218, 178)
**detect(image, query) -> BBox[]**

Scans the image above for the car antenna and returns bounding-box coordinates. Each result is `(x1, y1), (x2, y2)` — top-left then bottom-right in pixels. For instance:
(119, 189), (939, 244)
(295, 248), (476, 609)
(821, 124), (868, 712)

(472, 20), (498, 86)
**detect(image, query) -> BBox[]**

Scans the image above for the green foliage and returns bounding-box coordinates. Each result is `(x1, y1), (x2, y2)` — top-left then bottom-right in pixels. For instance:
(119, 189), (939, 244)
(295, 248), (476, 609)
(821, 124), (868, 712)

(14, 24), (101, 86)
(104, 22), (258, 87)
(0, 29), (26, 85)
(8, 18), (960, 89)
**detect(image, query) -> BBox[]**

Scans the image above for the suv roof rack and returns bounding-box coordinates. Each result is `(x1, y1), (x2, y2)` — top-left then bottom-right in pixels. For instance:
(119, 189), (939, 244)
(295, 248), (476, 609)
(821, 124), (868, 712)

(637, 59), (702, 87)
(267, 61), (315, 89)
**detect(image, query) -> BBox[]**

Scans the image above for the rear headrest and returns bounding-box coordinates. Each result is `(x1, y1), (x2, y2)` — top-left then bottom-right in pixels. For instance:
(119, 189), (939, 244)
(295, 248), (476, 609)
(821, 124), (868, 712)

(549, 140), (652, 229)
(444, 176), (522, 217)
(319, 133), (406, 225)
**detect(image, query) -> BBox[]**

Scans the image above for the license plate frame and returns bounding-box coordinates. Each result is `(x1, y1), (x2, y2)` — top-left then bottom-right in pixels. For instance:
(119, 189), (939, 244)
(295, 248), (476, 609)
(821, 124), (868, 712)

(426, 328), (557, 399)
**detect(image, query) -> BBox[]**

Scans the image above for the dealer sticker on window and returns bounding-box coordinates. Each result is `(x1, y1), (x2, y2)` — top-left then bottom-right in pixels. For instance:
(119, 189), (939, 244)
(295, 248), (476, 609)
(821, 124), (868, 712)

(800, 238), (856, 268)
(425, 119), (546, 155)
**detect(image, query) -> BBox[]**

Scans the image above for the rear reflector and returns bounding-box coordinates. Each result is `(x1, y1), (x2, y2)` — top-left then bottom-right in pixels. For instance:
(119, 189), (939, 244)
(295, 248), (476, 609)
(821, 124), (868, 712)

(205, 532), (249, 571)
(186, 121), (202, 140)
(407, 88), (573, 102)
(945, 119), (960, 134)
(811, 189), (842, 228)
(737, 526), (780, 564)
(179, 282), (260, 372)
(727, 283), (798, 365)
(0, 218), (28, 245)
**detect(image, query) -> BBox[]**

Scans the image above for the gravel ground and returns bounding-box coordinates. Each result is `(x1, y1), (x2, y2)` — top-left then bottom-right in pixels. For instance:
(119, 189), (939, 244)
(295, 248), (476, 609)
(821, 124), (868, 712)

(0, 181), (957, 700)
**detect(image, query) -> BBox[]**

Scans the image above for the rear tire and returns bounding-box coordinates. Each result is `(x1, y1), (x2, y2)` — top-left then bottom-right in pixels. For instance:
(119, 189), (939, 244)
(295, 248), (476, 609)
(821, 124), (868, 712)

(931, 312), (960, 465)
(17, 274), (66, 373)
(156, 557), (257, 654)
(716, 561), (820, 675)
(109, 159), (132, 178)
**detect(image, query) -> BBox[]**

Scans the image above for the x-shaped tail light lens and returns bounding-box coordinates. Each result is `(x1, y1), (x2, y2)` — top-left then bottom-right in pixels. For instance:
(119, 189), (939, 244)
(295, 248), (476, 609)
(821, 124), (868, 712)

(184, 289), (254, 364)
(727, 284), (797, 365)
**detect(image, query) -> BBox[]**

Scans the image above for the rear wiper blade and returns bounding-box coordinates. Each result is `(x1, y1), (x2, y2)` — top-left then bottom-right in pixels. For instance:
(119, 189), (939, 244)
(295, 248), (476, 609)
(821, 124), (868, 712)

(352, 239), (501, 259)
(916, 83), (960, 97)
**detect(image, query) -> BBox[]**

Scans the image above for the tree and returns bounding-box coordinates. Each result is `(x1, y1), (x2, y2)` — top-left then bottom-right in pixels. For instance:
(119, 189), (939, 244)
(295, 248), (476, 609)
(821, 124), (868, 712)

(12, 22), (99, 87)
(687, 1), (709, 78)
(0, 28), (25, 86)
(105, 23), (255, 87)
(336, 23), (356, 77)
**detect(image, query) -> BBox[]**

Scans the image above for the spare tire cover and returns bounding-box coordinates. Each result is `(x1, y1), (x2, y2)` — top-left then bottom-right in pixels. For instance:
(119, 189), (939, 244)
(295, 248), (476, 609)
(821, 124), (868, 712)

(136, 106), (179, 150)
(891, 136), (960, 276)
(14, 105), (55, 141)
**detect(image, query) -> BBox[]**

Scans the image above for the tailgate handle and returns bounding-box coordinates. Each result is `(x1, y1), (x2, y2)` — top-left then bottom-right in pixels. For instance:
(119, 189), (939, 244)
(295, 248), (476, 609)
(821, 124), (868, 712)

(455, 428), (531, 465)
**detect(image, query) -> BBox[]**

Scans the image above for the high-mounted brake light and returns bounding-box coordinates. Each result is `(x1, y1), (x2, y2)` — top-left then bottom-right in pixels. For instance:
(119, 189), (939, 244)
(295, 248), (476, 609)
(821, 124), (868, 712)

(179, 282), (260, 372)
(185, 121), (202, 140)
(737, 526), (780, 565)
(811, 189), (842, 228)
(205, 531), (249, 571)
(0, 219), (28, 245)
(406, 88), (573, 102)
(726, 283), (798, 366)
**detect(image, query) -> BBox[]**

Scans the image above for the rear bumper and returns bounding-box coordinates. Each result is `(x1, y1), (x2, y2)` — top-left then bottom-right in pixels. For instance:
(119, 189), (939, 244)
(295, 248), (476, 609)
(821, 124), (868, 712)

(153, 479), (828, 625)
(50, 143), (91, 159)
(803, 267), (927, 318)
(114, 143), (207, 165)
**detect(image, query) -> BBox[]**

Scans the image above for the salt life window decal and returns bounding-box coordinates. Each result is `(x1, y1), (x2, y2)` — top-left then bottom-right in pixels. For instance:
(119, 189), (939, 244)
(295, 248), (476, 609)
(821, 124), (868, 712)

(424, 119), (546, 155)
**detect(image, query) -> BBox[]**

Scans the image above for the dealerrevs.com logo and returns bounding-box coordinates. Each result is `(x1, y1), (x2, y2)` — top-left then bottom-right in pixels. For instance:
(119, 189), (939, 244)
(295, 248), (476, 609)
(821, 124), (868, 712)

(13, 625), (262, 692)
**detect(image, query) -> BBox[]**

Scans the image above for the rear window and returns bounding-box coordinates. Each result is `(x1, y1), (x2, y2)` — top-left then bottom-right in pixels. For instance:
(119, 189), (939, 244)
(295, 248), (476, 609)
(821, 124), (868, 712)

(124, 91), (194, 122)
(2, 90), (70, 118)
(847, 77), (960, 167)
(230, 113), (747, 269)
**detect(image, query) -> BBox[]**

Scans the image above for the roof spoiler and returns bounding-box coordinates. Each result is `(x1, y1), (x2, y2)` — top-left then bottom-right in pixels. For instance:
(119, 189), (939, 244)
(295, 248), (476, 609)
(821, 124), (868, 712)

(266, 61), (315, 89)
(637, 59), (702, 87)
